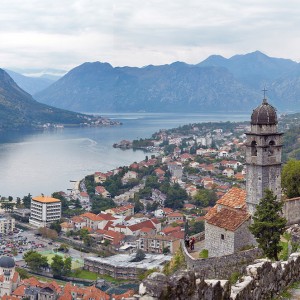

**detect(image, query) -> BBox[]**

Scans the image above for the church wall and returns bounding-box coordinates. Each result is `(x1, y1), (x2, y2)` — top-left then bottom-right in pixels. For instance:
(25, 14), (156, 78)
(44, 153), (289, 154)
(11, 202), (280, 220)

(205, 222), (234, 257)
(234, 220), (256, 251)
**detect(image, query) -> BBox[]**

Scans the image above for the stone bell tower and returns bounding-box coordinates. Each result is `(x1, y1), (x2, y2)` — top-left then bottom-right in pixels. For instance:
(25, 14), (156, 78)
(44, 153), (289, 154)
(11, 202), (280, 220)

(245, 97), (283, 216)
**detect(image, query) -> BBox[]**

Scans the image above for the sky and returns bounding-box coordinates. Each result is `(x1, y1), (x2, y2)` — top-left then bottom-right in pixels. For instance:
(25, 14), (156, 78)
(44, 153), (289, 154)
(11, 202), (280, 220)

(1, 0), (300, 73)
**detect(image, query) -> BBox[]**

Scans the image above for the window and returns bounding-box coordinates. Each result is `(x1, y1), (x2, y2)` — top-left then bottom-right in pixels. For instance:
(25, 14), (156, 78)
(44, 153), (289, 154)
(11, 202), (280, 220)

(221, 234), (224, 240)
(251, 141), (257, 156)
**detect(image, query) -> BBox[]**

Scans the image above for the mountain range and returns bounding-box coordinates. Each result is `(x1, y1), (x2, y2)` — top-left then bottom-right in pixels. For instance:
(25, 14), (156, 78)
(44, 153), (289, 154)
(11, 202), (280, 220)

(0, 69), (106, 131)
(29, 51), (300, 113)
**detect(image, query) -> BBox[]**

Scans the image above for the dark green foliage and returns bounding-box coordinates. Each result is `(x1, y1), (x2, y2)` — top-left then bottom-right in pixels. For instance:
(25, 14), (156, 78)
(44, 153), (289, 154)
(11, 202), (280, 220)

(23, 250), (49, 272)
(192, 189), (217, 207)
(51, 255), (72, 277)
(50, 220), (62, 234)
(249, 190), (287, 261)
(22, 193), (32, 209)
(282, 159), (300, 198)
(90, 195), (116, 214)
(131, 249), (146, 262)
(164, 183), (188, 209)
(52, 192), (69, 211)
(189, 220), (205, 235)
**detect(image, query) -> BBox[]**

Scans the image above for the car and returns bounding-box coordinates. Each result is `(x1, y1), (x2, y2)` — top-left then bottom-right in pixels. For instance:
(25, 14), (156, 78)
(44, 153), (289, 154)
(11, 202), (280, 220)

(48, 242), (53, 245)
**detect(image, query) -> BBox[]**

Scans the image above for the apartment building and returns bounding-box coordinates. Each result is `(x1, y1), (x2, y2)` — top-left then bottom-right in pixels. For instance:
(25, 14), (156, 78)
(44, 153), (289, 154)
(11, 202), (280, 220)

(0, 216), (15, 234)
(29, 196), (61, 227)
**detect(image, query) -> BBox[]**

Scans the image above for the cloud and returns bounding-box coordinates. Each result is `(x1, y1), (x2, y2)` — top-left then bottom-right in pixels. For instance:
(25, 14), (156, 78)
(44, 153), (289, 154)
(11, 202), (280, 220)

(0, 0), (300, 71)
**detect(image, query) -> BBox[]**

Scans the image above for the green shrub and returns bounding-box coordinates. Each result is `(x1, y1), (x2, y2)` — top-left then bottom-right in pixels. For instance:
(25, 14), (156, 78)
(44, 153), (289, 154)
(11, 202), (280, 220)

(199, 249), (208, 258)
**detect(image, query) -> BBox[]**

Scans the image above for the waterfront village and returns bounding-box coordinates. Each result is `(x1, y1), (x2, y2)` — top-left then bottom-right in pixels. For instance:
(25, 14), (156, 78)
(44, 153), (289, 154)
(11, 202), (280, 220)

(1, 102), (300, 299)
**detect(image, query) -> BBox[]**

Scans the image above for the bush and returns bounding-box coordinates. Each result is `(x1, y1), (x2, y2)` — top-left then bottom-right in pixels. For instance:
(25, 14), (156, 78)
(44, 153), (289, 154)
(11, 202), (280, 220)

(199, 249), (208, 258)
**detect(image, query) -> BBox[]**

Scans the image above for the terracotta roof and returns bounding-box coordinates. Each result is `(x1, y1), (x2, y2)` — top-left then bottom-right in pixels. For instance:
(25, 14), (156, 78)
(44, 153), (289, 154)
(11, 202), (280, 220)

(2, 296), (19, 300)
(128, 220), (156, 232)
(97, 213), (117, 221)
(22, 277), (42, 287)
(161, 226), (181, 235)
(169, 231), (185, 239)
(71, 216), (85, 223)
(216, 187), (246, 209)
(206, 207), (250, 231)
(112, 290), (135, 300)
(12, 271), (19, 283)
(204, 206), (218, 221)
(12, 285), (26, 297)
(80, 212), (103, 221)
(167, 212), (184, 218)
(32, 196), (60, 203)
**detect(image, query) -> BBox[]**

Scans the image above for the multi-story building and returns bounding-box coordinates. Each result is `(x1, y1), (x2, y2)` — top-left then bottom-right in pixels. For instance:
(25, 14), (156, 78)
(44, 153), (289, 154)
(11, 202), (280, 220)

(29, 196), (61, 227)
(0, 216), (15, 234)
(137, 234), (181, 254)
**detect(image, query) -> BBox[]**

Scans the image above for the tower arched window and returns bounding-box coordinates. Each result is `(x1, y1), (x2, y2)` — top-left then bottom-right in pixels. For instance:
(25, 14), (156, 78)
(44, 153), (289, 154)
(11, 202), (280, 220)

(251, 141), (257, 156)
(268, 140), (275, 156)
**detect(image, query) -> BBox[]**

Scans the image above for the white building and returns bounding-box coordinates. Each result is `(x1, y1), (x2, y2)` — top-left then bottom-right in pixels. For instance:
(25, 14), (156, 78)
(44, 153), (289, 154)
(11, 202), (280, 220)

(29, 196), (61, 227)
(0, 216), (15, 234)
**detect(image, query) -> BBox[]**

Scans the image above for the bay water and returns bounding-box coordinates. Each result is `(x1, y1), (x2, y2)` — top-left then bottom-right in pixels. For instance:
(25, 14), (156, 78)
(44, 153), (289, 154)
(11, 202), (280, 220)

(0, 113), (248, 198)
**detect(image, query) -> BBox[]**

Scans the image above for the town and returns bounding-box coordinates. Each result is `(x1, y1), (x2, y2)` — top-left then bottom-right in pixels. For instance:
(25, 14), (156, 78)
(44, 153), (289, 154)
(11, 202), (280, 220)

(1, 106), (300, 299)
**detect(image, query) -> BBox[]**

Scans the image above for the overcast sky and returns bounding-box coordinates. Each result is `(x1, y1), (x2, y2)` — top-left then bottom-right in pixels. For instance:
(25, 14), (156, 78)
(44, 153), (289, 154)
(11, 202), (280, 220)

(1, 0), (300, 72)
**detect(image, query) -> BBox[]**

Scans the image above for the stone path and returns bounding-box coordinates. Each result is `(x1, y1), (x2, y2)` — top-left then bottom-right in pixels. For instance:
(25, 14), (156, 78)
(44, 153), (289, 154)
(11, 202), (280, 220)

(187, 240), (205, 259)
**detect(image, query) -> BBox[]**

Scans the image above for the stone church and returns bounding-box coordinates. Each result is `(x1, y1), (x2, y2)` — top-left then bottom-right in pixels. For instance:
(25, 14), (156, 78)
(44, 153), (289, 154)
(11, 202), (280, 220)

(205, 97), (284, 257)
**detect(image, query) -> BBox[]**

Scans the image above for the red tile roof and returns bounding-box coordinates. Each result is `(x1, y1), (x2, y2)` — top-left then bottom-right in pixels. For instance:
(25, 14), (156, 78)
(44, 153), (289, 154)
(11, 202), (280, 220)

(206, 207), (250, 231)
(216, 187), (246, 209)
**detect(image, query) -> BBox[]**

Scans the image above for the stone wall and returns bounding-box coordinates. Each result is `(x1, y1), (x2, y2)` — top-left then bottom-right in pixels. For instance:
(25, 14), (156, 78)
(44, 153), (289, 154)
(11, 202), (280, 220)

(182, 240), (263, 279)
(135, 253), (300, 300)
(284, 197), (300, 225)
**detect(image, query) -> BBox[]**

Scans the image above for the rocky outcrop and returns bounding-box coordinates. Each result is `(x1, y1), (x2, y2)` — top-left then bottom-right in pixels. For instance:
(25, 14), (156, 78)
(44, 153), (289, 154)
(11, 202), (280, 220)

(134, 253), (300, 300)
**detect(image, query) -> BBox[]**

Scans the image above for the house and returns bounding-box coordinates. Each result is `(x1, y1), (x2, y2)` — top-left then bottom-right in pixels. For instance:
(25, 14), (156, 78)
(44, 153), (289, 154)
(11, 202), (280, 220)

(222, 168), (234, 177)
(204, 187), (255, 257)
(94, 172), (108, 183)
(79, 192), (89, 203)
(154, 207), (173, 218)
(96, 229), (125, 246)
(154, 168), (165, 177)
(70, 216), (86, 230)
(184, 203), (196, 210)
(218, 150), (229, 158)
(167, 212), (185, 224)
(122, 171), (138, 184)
(185, 185), (198, 197)
(95, 186), (111, 198)
(105, 204), (134, 216)
(60, 222), (73, 233)
(80, 212), (104, 230)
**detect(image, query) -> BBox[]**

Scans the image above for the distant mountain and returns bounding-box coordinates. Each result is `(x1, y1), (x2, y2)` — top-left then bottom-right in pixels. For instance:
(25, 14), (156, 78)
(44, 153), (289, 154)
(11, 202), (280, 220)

(5, 69), (56, 95)
(0, 69), (108, 131)
(34, 52), (300, 113)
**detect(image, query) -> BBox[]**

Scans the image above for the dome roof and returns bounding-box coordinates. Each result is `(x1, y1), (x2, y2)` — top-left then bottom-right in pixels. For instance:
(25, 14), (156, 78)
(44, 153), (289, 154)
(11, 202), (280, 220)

(251, 99), (277, 125)
(0, 256), (15, 268)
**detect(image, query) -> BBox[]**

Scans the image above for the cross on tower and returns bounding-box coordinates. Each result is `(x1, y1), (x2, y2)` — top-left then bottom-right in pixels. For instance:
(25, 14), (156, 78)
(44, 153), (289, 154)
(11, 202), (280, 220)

(262, 87), (268, 99)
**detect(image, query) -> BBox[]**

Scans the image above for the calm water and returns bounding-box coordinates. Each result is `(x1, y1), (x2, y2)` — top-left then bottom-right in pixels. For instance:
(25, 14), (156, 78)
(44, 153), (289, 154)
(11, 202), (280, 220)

(0, 113), (248, 198)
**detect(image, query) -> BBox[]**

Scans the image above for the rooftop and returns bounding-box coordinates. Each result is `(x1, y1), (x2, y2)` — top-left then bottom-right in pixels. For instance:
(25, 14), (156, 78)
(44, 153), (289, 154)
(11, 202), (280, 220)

(216, 187), (246, 209)
(85, 253), (172, 270)
(32, 196), (60, 203)
(206, 207), (250, 231)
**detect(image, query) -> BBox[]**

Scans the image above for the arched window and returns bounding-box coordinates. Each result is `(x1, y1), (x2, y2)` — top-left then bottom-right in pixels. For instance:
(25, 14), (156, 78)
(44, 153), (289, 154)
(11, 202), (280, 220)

(251, 141), (257, 156)
(268, 140), (275, 156)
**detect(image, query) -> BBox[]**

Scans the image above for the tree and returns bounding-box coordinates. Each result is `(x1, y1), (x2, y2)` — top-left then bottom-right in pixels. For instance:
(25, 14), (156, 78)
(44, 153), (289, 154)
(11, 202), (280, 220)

(50, 220), (62, 234)
(131, 249), (146, 262)
(63, 257), (72, 276)
(23, 250), (49, 271)
(51, 254), (64, 277)
(38, 227), (58, 240)
(22, 194), (32, 209)
(282, 159), (300, 198)
(249, 189), (287, 261)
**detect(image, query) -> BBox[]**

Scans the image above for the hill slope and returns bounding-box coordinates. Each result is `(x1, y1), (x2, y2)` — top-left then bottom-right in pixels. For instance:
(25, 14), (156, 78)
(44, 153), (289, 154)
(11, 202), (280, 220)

(0, 69), (110, 131)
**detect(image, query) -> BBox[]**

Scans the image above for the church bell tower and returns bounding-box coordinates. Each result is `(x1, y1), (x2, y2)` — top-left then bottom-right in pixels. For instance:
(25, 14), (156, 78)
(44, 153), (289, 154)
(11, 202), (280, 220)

(245, 97), (283, 215)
